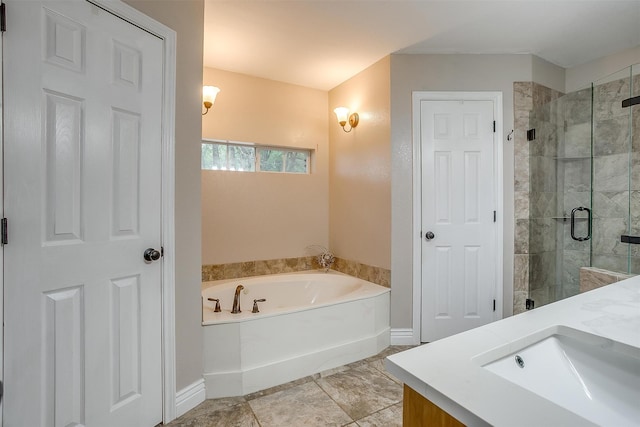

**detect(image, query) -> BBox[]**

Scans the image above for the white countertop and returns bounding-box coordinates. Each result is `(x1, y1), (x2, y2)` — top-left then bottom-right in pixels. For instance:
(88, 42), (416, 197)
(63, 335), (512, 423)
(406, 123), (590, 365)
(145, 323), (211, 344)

(385, 276), (640, 427)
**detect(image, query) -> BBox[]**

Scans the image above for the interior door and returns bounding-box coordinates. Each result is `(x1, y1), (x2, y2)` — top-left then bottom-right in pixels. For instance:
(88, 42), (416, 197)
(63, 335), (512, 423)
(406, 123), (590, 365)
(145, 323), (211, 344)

(420, 99), (497, 342)
(3, 1), (163, 425)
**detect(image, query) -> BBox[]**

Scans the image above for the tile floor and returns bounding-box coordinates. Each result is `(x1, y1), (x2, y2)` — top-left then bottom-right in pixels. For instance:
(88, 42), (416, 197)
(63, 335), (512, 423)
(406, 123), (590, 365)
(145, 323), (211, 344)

(168, 346), (414, 427)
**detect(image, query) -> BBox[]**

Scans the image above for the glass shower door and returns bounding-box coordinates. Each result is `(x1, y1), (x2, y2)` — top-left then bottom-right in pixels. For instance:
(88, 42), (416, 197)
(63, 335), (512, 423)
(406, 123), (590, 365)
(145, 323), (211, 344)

(557, 87), (593, 301)
(528, 86), (592, 307)
(527, 63), (639, 309)
(628, 63), (640, 275)
(590, 66), (634, 275)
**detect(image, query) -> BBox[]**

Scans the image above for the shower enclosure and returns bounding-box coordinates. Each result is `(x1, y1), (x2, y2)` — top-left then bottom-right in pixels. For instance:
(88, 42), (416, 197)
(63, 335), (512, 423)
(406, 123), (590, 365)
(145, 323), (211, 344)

(528, 64), (639, 307)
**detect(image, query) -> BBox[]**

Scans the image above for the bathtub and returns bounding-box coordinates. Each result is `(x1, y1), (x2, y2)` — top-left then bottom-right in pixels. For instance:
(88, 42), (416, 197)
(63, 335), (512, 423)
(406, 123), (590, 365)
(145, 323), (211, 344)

(201, 271), (390, 398)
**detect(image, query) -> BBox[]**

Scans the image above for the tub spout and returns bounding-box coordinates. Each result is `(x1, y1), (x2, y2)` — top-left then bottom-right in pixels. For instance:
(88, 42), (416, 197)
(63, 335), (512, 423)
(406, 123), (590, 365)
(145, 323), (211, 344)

(232, 285), (244, 313)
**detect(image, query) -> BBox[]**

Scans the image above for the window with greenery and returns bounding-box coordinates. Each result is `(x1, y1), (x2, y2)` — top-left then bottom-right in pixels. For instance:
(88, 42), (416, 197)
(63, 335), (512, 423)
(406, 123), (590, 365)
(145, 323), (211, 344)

(202, 141), (310, 174)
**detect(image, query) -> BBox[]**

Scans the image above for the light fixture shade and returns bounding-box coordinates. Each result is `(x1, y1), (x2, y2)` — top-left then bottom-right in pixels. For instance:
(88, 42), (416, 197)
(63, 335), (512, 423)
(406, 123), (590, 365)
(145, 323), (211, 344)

(203, 86), (220, 106)
(333, 107), (349, 126)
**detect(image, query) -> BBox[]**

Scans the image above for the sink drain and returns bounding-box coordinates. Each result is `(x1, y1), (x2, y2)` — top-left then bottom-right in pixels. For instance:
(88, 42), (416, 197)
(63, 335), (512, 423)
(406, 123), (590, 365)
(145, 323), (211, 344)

(515, 355), (525, 368)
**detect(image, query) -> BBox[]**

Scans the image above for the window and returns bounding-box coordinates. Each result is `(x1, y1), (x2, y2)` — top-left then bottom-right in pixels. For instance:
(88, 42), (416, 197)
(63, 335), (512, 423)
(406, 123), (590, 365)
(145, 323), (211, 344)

(201, 142), (256, 172)
(202, 140), (310, 174)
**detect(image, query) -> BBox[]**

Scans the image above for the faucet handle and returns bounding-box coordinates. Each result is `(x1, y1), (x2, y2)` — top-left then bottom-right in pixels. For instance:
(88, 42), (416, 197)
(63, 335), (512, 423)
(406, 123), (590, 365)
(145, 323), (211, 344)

(207, 298), (222, 312)
(252, 298), (266, 313)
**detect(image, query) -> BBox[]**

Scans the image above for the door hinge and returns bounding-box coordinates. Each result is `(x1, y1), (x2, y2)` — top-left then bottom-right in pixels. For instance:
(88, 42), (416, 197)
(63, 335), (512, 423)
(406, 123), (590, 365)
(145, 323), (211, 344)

(1, 218), (8, 245)
(493, 121), (496, 133)
(493, 211), (496, 222)
(526, 298), (535, 310)
(1, 3), (6, 33)
(493, 299), (496, 312)
(527, 128), (536, 141)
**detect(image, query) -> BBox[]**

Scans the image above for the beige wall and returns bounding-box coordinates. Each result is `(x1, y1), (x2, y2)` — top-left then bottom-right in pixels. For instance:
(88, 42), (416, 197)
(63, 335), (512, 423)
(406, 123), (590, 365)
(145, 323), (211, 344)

(328, 57), (392, 269)
(532, 55), (566, 93)
(566, 45), (640, 92)
(201, 68), (329, 264)
(123, 0), (204, 391)
(390, 54), (542, 330)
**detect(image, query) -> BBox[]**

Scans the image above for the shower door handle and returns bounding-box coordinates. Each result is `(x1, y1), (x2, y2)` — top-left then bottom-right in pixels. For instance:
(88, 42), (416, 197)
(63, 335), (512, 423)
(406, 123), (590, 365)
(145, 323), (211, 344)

(570, 207), (591, 242)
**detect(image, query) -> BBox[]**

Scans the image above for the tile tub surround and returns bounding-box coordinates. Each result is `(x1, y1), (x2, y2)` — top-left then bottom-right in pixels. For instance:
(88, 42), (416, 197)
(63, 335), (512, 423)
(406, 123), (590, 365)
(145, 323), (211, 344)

(167, 346), (412, 427)
(202, 256), (391, 288)
(201, 256), (317, 282)
(386, 276), (640, 426)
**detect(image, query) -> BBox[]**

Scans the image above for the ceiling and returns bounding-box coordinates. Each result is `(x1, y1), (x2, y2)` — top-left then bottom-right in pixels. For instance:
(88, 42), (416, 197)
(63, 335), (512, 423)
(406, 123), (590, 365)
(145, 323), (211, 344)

(203, 1), (640, 91)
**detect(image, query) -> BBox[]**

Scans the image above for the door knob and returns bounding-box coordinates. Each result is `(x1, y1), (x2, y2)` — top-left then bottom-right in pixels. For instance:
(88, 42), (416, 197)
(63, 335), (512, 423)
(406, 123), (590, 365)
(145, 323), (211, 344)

(144, 248), (161, 262)
(425, 231), (435, 241)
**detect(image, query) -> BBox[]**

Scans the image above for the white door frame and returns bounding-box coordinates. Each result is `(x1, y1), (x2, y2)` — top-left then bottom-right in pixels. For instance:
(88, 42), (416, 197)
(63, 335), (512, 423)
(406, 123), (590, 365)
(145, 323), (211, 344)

(412, 91), (504, 344)
(1, 0), (178, 423)
(0, 11), (4, 425)
(91, 1), (178, 422)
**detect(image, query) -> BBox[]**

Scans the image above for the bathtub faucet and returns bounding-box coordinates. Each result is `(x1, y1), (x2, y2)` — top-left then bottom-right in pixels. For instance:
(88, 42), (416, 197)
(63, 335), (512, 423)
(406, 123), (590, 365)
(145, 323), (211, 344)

(232, 285), (244, 313)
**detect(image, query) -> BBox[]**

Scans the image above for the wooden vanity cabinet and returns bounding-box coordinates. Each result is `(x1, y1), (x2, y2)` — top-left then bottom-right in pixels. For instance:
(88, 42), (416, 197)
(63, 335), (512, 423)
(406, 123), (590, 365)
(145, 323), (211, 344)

(403, 384), (465, 427)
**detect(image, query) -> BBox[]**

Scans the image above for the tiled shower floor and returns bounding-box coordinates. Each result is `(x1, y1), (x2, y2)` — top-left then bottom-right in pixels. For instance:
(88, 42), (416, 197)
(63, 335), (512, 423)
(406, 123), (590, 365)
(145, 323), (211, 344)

(167, 346), (414, 427)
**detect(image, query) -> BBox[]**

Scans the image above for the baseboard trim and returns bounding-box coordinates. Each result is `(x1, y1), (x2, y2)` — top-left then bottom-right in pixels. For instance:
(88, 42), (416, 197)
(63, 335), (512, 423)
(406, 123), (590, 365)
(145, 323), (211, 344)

(391, 328), (418, 345)
(175, 378), (206, 418)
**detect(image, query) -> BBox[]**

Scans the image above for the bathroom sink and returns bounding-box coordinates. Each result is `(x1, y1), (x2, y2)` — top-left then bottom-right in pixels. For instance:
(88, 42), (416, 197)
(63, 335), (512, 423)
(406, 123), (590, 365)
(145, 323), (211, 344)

(475, 326), (640, 426)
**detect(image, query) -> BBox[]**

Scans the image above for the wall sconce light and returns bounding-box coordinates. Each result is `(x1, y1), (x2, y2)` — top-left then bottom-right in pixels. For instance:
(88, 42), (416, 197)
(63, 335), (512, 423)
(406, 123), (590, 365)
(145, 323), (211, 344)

(333, 107), (359, 133)
(202, 86), (220, 115)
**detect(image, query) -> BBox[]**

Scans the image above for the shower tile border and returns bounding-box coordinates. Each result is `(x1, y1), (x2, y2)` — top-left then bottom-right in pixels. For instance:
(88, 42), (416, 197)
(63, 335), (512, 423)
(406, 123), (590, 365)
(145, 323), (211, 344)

(202, 257), (391, 288)
(579, 266), (633, 293)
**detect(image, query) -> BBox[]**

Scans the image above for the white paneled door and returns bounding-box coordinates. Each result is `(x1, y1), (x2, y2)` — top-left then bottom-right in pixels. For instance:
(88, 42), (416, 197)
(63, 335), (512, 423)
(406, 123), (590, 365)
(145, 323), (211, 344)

(3, 1), (163, 425)
(420, 99), (497, 342)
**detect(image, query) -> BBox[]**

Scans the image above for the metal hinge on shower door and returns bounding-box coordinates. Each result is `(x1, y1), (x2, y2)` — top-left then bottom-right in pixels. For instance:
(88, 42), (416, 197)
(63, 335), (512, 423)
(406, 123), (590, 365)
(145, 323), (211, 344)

(1, 218), (8, 245)
(1, 3), (6, 32)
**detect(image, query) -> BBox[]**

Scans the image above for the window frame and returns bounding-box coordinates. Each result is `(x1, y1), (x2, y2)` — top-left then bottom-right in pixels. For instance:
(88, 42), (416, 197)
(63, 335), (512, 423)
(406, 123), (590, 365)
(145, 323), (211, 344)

(201, 139), (311, 174)
(256, 146), (310, 174)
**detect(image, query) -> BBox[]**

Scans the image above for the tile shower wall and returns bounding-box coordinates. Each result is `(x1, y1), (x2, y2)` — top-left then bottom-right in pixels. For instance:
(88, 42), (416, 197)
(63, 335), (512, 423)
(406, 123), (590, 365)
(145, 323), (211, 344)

(515, 72), (639, 314)
(513, 82), (564, 314)
(591, 74), (640, 274)
(202, 257), (391, 288)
